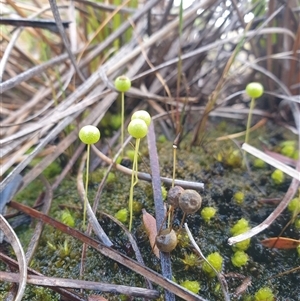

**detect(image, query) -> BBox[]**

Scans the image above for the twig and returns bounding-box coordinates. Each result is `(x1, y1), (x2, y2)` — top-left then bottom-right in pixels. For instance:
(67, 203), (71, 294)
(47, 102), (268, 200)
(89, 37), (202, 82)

(91, 144), (204, 190)
(0, 272), (158, 299)
(0, 215), (27, 301)
(147, 122), (175, 301)
(48, 0), (85, 82)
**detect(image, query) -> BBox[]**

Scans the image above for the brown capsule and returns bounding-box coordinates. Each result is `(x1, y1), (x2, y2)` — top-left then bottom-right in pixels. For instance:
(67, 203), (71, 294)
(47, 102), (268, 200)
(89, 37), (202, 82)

(167, 186), (184, 208)
(179, 189), (202, 214)
(155, 229), (177, 253)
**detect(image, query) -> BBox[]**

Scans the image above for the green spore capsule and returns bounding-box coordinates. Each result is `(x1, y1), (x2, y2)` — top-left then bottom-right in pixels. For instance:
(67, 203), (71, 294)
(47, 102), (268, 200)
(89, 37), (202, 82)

(201, 207), (217, 222)
(127, 119), (148, 139)
(271, 169), (285, 185)
(231, 250), (249, 267)
(180, 280), (200, 294)
(114, 75), (131, 92)
(245, 82), (264, 98)
(79, 125), (100, 144)
(254, 287), (275, 301)
(131, 110), (152, 127)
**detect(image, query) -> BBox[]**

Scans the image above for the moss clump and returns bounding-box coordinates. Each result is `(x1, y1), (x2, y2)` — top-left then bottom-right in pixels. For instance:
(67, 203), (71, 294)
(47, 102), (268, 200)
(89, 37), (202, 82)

(225, 149), (242, 167)
(230, 218), (250, 236)
(115, 208), (128, 223)
(43, 161), (62, 178)
(201, 207), (217, 222)
(294, 218), (300, 229)
(230, 219), (251, 251)
(233, 236), (251, 251)
(177, 229), (190, 248)
(202, 252), (223, 277)
(61, 209), (75, 227)
(233, 191), (245, 204)
(280, 140), (297, 158)
(157, 134), (167, 143)
(253, 158), (266, 168)
(161, 186), (167, 200)
(231, 250), (249, 267)
(287, 197), (300, 213)
(271, 169), (284, 185)
(181, 253), (200, 269)
(180, 280), (201, 294)
(132, 200), (143, 214)
(254, 287), (275, 301)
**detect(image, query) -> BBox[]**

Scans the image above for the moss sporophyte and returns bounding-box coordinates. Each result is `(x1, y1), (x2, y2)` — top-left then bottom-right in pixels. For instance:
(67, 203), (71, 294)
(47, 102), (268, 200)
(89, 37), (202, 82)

(244, 82), (264, 163)
(127, 110), (151, 231)
(114, 75), (131, 156)
(155, 228), (178, 252)
(78, 125), (100, 227)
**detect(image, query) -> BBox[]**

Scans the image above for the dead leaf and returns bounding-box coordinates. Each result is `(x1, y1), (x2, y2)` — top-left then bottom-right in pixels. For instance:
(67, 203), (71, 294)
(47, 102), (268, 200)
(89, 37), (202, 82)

(142, 209), (160, 258)
(261, 237), (300, 249)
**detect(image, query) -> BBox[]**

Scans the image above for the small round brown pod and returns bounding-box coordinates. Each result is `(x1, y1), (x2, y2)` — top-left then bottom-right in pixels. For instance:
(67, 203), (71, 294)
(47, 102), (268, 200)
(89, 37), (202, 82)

(167, 186), (184, 208)
(155, 229), (177, 252)
(179, 189), (202, 214)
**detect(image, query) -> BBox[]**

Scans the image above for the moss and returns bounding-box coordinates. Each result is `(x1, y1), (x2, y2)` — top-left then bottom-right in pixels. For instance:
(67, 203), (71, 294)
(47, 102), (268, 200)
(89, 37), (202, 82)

(181, 252), (200, 269)
(225, 149), (242, 167)
(110, 114), (122, 130)
(233, 237), (251, 251)
(6, 121), (300, 300)
(61, 209), (75, 227)
(177, 229), (190, 248)
(157, 134), (167, 143)
(231, 250), (249, 267)
(253, 158), (266, 168)
(280, 140), (296, 158)
(233, 191), (245, 204)
(271, 169), (285, 185)
(230, 218), (250, 236)
(42, 161), (62, 179)
(202, 252), (223, 277)
(180, 280), (200, 294)
(201, 207), (217, 222)
(254, 287), (275, 301)
(294, 218), (300, 229)
(161, 185), (167, 200)
(115, 208), (128, 223)
(287, 197), (300, 213)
